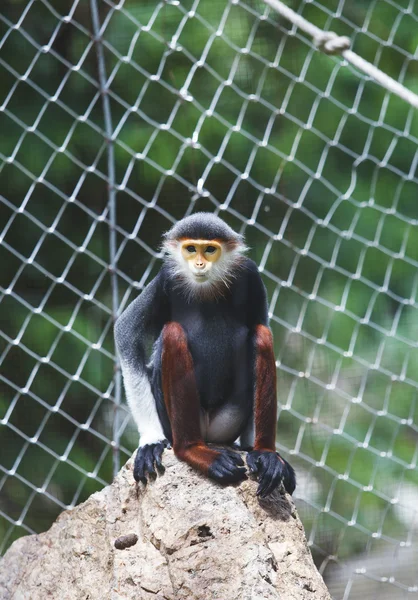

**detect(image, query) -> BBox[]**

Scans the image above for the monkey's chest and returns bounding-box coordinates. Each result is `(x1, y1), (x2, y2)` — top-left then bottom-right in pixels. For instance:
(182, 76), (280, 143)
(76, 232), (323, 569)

(181, 315), (252, 408)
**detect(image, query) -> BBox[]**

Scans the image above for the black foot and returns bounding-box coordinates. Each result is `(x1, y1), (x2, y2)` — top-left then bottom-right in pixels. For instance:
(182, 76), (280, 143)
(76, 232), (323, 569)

(246, 450), (296, 498)
(208, 448), (247, 484)
(134, 439), (171, 484)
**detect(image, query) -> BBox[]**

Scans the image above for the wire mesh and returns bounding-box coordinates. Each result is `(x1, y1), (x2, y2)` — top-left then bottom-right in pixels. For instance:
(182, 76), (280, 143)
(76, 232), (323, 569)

(1, 0), (418, 598)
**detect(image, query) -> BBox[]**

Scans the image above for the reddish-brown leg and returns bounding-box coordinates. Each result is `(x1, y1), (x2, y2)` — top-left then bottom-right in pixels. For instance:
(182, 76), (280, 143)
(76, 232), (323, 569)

(253, 325), (278, 452)
(247, 325), (296, 497)
(162, 322), (246, 483)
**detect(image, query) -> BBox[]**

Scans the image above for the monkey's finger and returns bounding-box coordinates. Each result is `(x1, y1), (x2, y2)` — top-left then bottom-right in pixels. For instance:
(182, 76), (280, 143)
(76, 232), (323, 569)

(225, 467), (247, 483)
(246, 451), (261, 474)
(153, 443), (165, 472)
(209, 456), (247, 483)
(218, 453), (245, 472)
(222, 450), (245, 466)
(152, 442), (164, 458)
(257, 461), (283, 498)
(211, 466), (247, 484)
(133, 450), (147, 484)
(144, 448), (157, 477)
(281, 458), (296, 495)
(215, 454), (242, 474)
(211, 447), (245, 465)
(253, 454), (276, 496)
(257, 453), (288, 497)
(256, 468), (273, 497)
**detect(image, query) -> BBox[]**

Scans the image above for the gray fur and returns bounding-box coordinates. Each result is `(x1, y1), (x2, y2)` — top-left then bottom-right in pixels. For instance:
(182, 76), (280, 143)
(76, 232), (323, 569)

(163, 212), (244, 244)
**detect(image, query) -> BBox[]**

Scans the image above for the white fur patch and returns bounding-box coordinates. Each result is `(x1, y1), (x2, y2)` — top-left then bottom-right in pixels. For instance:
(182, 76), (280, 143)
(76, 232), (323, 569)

(120, 359), (165, 446)
(201, 405), (246, 443)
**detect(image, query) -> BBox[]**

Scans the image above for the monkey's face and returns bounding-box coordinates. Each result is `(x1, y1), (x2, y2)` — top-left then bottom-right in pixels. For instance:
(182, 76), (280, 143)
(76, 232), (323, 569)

(163, 227), (246, 300)
(180, 239), (222, 282)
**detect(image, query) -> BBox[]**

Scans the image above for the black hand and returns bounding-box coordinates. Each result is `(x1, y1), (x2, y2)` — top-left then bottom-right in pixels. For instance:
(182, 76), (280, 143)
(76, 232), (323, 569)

(134, 439), (171, 483)
(208, 449), (247, 484)
(247, 450), (296, 498)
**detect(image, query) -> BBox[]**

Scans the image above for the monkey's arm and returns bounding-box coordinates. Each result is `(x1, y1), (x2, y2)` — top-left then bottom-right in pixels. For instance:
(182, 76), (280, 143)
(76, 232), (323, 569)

(245, 262), (296, 497)
(114, 274), (169, 482)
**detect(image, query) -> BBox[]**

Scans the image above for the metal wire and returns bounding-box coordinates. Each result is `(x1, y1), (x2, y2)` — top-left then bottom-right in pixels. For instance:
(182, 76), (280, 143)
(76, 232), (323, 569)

(1, 1), (418, 598)
(89, 0), (121, 476)
(263, 0), (418, 109)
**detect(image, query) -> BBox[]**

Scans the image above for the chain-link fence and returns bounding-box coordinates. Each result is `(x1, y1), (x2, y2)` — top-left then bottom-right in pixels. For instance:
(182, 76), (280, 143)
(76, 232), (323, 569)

(1, 1), (418, 598)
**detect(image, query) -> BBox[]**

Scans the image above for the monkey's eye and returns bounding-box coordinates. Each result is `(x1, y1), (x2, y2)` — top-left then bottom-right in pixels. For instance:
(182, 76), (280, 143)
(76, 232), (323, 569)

(185, 245), (196, 253)
(205, 246), (217, 254)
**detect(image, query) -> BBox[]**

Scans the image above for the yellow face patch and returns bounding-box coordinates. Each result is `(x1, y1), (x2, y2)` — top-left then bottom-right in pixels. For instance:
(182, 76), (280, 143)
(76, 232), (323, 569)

(180, 239), (222, 264)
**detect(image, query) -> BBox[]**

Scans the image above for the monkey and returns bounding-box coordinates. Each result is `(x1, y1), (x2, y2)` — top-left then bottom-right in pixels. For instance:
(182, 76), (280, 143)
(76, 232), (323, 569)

(114, 212), (295, 498)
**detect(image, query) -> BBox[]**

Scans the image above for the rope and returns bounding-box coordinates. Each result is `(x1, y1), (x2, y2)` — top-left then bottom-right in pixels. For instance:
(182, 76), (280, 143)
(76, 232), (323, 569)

(314, 31), (351, 56)
(262, 0), (418, 110)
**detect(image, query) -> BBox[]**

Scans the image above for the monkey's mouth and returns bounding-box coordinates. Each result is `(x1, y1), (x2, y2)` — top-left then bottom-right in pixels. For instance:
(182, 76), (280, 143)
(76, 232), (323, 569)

(193, 272), (208, 280)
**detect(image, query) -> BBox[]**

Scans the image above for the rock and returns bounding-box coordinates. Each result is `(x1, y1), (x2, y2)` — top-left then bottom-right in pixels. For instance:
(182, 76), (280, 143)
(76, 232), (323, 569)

(0, 450), (331, 600)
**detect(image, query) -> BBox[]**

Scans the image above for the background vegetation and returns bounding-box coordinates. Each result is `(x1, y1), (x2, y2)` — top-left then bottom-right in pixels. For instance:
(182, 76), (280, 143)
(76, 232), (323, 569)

(1, 0), (417, 596)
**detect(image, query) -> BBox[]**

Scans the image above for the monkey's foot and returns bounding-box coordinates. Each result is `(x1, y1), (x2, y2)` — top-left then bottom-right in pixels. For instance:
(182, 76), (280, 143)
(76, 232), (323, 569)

(246, 450), (296, 498)
(134, 439), (171, 484)
(207, 448), (247, 484)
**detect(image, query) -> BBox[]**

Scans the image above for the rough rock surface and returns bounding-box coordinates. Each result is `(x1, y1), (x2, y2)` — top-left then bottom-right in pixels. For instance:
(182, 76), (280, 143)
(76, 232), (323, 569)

(0, 451), (331, 600)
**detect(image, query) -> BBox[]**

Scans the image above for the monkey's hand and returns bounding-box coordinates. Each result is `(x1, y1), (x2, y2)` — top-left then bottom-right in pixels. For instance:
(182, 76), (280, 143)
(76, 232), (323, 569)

(207, 448), (247, 484)
(246, 450), (296, 498)
(175, 444), (247, 484)
(134, 439), (171, 484)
